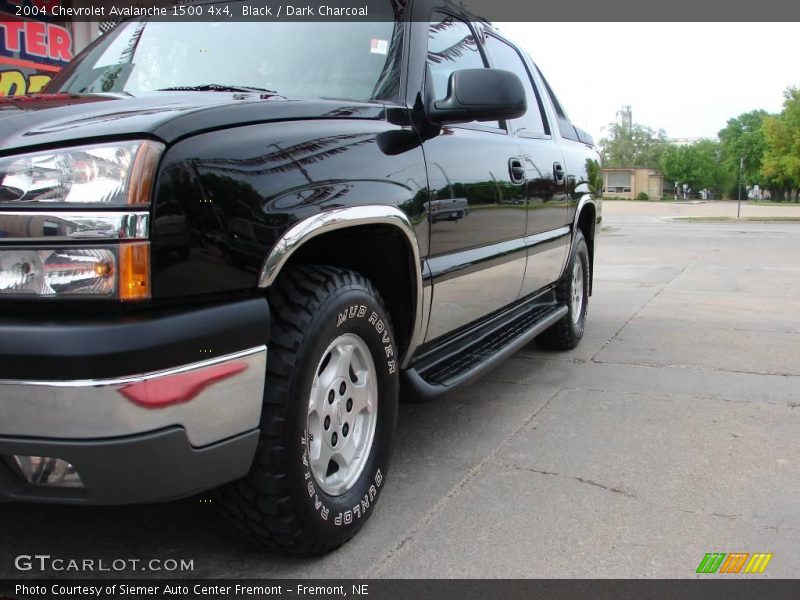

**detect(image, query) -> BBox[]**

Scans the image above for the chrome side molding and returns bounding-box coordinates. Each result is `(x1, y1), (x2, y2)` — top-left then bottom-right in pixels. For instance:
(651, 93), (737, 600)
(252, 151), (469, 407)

(257, 206), (424, 368)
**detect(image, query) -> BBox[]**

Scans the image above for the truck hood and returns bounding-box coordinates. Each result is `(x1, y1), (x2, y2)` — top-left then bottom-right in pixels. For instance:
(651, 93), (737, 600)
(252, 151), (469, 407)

(0, 92), (387, 155)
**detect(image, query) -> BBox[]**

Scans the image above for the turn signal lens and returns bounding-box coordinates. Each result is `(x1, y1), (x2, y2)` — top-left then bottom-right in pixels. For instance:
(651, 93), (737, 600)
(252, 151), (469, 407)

(127, 141), (162, 206)
(0, 243), (150, 300)
(119, 243), (150, 301)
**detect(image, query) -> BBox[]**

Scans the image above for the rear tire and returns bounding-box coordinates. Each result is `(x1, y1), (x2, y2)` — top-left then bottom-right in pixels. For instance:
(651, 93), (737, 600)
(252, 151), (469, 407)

(215, 265), (399, 555)
(535, 230), (590, 350)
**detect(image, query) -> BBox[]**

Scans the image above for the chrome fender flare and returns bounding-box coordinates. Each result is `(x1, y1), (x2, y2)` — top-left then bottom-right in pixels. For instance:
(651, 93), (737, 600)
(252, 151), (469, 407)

(258, 206), (424, 368)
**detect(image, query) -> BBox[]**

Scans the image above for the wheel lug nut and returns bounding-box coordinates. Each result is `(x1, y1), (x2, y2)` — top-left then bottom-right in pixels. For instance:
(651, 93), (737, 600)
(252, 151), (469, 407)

(343, 423), (349, 437)
(328, 390), (334, 404)
(332, 432), (338, 446)
(324, 416), (330, 430)
(339, 382), (346, 395)
(346, 398), (353, 412)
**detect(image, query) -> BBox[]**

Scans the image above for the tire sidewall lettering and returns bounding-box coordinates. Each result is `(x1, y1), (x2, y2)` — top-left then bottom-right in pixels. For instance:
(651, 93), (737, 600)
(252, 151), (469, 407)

(292, 289), (397, 535)
(337, 303), (397, 376)
(301, 430), (384, 527)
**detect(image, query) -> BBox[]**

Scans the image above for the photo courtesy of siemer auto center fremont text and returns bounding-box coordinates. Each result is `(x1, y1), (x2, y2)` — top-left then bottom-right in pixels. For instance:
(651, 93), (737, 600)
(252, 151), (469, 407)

(0, 0), (799, 597)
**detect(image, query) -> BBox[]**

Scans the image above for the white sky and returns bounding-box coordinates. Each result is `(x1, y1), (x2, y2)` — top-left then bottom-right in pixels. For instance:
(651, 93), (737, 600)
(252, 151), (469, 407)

(495, 23), (800, 144)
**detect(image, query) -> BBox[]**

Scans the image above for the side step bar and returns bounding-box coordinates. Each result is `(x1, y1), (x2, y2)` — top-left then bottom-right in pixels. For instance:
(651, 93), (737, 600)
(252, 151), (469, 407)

(402, 303), (568, 402)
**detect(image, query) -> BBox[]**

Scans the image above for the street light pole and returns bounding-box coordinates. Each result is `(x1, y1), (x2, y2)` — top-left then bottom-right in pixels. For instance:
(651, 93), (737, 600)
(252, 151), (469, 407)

(737, 156), (744, 219)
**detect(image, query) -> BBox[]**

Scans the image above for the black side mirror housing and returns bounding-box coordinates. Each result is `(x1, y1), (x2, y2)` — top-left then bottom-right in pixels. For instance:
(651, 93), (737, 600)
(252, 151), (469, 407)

(425, 68), (527, 125)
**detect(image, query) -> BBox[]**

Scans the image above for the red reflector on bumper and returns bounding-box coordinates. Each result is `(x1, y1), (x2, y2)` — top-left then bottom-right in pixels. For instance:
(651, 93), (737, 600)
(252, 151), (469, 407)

(119, 362), (248, 408)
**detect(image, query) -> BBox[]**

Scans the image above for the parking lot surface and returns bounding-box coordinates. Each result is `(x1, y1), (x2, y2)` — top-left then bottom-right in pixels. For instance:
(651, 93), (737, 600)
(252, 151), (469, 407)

(2, 210), (799, 578)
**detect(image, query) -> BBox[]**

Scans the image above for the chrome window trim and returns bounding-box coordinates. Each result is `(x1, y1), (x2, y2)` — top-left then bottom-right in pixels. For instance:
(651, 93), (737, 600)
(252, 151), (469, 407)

(257, 206), (424, 369)
(0, 211), (150, 242)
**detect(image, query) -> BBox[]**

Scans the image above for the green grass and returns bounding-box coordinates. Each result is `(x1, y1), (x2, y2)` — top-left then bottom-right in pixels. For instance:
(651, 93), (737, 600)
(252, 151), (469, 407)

(603, 198), (689, 204)
(742, 201), (800, 207)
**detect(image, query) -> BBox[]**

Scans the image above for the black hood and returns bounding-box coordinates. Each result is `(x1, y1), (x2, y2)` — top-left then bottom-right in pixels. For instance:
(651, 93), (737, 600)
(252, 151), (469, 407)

(0, 92), (387, 155)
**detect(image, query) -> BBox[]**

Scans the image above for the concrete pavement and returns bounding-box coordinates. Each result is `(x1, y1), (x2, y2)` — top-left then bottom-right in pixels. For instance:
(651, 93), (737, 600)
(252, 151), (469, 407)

(603, 198), (800, 219)
(2, 213), (799, 579)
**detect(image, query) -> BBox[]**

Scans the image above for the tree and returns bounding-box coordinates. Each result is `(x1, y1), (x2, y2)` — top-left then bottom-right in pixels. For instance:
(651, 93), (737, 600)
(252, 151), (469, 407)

(761, 87), (800, 201)
(660, 140), (733, 195)
(718, 110), (771, 195)
(585, 158), (604, 198)
(599, 123), (669, 170)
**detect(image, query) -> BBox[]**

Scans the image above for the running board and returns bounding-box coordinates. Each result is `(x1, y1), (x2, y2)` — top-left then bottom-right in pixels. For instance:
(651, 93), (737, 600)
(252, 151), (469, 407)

(402, 303), (568, 402)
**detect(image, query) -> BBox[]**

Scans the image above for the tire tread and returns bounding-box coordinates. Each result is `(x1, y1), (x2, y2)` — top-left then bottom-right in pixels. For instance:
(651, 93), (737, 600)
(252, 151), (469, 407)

(214, 265), (388, 556)
(535, 231), (589, 351)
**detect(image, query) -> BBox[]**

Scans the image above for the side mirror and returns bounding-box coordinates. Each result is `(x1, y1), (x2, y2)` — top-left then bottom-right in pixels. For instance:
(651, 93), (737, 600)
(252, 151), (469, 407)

(426, 68), (527, 125)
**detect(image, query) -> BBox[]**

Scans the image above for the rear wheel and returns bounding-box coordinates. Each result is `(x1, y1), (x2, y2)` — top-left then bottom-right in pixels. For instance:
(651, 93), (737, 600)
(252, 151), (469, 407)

(536, 230), (590, 350)
(215, 265), (399, 555)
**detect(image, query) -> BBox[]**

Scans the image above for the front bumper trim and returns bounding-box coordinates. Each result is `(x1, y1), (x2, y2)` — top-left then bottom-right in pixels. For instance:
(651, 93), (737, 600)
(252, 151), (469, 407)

(0, 346), (267, 447)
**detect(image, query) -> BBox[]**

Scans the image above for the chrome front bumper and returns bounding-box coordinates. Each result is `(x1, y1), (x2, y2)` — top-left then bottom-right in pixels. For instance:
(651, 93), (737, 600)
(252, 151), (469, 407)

(0, 298), (270, 504)
(0, 346), (267, 448)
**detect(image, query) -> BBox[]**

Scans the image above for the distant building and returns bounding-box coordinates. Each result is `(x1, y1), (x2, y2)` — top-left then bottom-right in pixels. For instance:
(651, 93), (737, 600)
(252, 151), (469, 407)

(602, 168), (668, 200)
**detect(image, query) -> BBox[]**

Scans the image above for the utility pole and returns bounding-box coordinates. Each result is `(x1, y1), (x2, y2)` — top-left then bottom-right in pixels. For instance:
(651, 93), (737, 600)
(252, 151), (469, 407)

(737, 156), (744, 219)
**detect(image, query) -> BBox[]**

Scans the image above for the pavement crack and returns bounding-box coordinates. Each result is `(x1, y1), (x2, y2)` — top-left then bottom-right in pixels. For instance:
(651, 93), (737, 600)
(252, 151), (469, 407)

(762, 518), (795, 534)
(506, 463), (637, 499)
(572, 476), (637, 499)
(509, 466), (560, 477)
(371, 388), (562, 576)
(590, 258), (697, 362)
(554, 385), (756, 407)
(589, 357), (800, 379)
(681, 508), (741, 521)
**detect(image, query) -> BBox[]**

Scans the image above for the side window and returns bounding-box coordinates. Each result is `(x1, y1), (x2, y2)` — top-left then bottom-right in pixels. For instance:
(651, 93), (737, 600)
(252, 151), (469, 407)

(535, 65), (580, 142)
(483, 35), (548, 137)
(427, 14), (486, 99)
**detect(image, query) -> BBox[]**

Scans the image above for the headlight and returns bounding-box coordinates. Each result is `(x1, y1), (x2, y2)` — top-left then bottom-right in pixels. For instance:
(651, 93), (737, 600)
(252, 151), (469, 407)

(0, 244), (149, 300)
(0, 140), (159, 301)
(0, 243), (150, 300)
(0, 140), (163, 206)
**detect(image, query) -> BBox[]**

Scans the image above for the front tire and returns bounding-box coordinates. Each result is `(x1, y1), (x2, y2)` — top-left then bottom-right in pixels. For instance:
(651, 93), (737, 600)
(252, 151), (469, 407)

(535, 230), (590, 350)
(216, 265), (399, 555)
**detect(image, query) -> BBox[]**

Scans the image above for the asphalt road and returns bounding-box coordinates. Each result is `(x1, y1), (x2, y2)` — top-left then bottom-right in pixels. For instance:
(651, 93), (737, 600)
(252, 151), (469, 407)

(2, 215), (799, 579)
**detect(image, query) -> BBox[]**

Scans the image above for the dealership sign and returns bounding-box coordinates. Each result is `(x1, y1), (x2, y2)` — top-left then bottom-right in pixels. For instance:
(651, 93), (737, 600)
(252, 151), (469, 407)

(1, 0), (74, 96)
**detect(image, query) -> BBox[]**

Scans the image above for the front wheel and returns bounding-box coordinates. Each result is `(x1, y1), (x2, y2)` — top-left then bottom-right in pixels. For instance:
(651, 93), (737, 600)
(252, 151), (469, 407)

(535, 230), (590, 350)
(215, 265), (399, 555)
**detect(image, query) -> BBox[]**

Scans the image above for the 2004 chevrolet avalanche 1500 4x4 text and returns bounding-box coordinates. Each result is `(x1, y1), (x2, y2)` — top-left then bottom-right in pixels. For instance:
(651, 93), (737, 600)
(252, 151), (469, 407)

(0, 0), (601, 555)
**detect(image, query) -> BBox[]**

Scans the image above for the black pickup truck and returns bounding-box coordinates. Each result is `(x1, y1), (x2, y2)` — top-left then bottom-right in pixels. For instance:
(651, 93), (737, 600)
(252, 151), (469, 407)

(0, 0), (601, 555)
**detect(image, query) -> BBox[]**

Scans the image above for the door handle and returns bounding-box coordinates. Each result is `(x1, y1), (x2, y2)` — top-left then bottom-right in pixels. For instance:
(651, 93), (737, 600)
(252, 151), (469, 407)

(553, 162), (566, 184)
(509, 158), (525, 184)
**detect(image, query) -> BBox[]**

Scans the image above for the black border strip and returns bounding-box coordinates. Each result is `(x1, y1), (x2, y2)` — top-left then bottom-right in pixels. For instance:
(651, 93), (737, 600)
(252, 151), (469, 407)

(3, 0), (799, 22)
(2, 579), (800, 600)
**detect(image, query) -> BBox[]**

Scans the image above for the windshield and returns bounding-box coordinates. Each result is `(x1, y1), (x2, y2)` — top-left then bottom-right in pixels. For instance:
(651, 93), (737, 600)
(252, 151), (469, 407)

(47, 15), (402, 102)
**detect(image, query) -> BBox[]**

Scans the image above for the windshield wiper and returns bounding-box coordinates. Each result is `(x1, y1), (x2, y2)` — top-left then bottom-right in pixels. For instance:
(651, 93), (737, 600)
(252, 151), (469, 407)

(156, 83), (281, 95)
